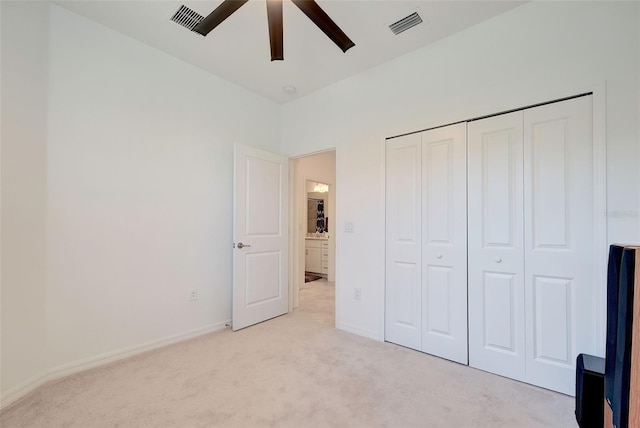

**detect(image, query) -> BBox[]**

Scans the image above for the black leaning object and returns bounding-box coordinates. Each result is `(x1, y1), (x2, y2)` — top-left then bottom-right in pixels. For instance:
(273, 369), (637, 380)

(575, 353), (605, 427)
(605, 245), (624, 403)
(612, 248), (636, 428)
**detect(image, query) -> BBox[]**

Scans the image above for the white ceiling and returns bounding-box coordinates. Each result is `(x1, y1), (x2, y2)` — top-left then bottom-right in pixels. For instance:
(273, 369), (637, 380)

(53, 0), (526, 104)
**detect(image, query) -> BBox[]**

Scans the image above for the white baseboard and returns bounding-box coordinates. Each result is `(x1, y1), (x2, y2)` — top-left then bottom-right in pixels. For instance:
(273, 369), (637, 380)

(336, 321), (383, 342)
(0, 320), (229, 411)
(0, 371), (49, 413)
(46, 321), (229, 381)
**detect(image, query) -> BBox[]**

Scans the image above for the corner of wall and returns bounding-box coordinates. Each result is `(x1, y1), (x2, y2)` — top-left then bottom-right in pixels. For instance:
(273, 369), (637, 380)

(0, 0), (50, 404)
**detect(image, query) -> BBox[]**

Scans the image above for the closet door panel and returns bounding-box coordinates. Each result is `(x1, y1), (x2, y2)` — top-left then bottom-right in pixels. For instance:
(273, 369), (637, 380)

(385, 133), (422, 351)
(482, 271), (518, 351)
(468, 112), (526, 381)
(524, 96), (595, 395)
(421, 123), (468, 364)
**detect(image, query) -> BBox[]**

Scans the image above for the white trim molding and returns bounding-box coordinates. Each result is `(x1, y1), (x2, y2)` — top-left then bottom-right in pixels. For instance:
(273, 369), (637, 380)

(0, 320), (229, 411)
(337, 321), (383, 342)
(590, 81), (608, 357)
(0, 371), (50, 413)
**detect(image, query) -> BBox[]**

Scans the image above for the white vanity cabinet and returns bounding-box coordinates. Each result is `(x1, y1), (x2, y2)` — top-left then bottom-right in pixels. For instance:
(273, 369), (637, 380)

(321, 241), (329, 275)
(305, 238), (328, 275)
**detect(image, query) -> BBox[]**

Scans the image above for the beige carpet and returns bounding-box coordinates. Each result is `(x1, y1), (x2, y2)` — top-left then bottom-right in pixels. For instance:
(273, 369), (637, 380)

(1, 280), (575, 427)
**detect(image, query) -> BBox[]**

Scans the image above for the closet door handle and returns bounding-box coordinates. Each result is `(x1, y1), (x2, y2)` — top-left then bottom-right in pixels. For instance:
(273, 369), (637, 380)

(436, 254), (443, 259)
(495, 257), (502, 263)
(237, 242), (250, 249)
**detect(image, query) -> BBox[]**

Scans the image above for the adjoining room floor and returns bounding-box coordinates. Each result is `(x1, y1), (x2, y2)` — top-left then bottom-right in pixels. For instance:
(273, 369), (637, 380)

(1, 280), (575, 427)
(304, 271), (323, 283)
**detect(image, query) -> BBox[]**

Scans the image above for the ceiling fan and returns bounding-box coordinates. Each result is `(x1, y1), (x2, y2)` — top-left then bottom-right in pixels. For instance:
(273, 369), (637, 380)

(192, 0), (355, 61)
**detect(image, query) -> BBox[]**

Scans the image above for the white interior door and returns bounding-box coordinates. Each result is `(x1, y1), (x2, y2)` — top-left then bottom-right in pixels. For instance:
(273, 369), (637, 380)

(233, 144), (288, 331)
(523, 96), (596, 394)
(385, 133), (422, 350)
(468, 112), (526, 381)
(421, 123), (468, 364)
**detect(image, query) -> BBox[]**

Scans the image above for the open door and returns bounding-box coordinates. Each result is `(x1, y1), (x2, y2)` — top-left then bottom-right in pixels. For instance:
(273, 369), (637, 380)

(233, 144), (289, 331)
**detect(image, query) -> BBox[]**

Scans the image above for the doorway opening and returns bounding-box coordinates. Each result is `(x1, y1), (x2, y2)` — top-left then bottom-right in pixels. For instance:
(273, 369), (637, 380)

(290, 150), (336, 318)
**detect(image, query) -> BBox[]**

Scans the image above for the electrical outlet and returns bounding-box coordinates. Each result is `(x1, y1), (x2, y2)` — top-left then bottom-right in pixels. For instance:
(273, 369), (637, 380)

(190, 288), (198, 301)
(354, 288), (361, 300)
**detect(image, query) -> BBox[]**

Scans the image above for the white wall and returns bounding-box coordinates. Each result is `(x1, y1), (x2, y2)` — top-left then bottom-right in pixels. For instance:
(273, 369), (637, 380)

(44, 5), (281, 371)
(281, 1), (640, 340)
(0, 1), (49, 404)
(1, 2), (282, 403)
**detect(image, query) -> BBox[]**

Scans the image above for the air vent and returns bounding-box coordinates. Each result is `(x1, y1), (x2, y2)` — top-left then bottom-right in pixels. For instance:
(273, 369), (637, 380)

(389, 12), (423, 35)
(170, 5), (204, 31)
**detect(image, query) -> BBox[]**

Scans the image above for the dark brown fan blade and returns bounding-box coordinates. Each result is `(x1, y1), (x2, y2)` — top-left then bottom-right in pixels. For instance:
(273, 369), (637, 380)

(192, 0), (249, 36)
(291, 0), (354, 53)
(266, 0), (284, 61)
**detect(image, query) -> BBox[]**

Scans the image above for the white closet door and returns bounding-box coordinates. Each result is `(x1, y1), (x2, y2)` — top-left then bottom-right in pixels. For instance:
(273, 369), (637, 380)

(523, 96), (596, 394)
(385, 133), (422, 350)
(421, 124), (468, 364)
(468, 112), (526, 381)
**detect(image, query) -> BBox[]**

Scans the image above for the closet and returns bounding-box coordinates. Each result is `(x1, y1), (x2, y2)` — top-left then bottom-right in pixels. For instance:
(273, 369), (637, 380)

(385, 95), (599, 394)
(385, 123), (468, 364)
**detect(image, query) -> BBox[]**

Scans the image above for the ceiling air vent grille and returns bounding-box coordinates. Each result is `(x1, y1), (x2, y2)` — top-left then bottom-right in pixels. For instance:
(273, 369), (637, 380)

(170, 5), (204, 31)
(389, 12), (423, 35)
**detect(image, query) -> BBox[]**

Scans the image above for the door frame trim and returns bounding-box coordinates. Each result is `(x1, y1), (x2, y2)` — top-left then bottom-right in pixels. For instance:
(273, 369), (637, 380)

(287, 149), (337, 315)
(589, 81), (607, 356)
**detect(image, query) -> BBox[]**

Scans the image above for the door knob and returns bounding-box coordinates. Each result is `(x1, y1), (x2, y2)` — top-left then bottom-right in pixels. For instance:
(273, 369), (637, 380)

(495, 257), (502, 263)
(237, 242), (250, 249)
(436, 254), (443, 259)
